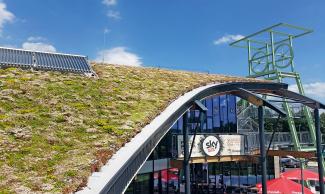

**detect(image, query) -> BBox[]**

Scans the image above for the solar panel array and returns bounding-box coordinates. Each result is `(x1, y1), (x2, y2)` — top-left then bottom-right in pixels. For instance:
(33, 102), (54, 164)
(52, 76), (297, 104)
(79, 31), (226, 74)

(0, 47), (94, 74)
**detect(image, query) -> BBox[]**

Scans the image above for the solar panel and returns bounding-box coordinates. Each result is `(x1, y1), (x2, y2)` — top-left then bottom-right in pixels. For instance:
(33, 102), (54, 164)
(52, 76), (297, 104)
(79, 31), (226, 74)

(0, 47), (94, 75)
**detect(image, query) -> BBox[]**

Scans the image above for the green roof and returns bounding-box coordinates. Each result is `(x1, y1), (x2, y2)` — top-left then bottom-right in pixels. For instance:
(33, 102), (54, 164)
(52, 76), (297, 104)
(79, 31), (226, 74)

(0, 64), (259, 193)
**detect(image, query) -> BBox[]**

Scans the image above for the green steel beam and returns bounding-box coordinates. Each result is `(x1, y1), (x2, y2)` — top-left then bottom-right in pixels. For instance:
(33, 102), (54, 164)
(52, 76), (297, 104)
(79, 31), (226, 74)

(295, 75), (317, 145)
(230, 23), (312, 46)
(247, 70), (278, 77)
(281, 23), (313, 33)
(265, 43), (270, 73)
(270, 32), (276, 70)
(247, 39), (269, 45)
(278, 76), (301, 151)
(230, 23), (313, 50)
(247, 70), (300, 79)
(277, 72), (298, 78)
(248, 40), (252, 76)
(229, 23), (283, 46)
(249, 53), (272, 61)
(256, 34), (310, 51)
(268, 30), (294, 37)
(232, 44), (261, 51)
(289, 36), (295, 72)
(300, 147), (316, 152)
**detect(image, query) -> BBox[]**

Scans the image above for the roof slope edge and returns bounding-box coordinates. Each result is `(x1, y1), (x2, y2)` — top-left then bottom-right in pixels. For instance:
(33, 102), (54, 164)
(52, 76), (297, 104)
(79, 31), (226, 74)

(76, 83), (219, 194)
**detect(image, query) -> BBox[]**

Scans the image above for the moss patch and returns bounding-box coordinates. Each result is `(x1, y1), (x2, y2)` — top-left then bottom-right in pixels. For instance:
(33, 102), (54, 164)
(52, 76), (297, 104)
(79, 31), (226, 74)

(0, 64), (259, 193)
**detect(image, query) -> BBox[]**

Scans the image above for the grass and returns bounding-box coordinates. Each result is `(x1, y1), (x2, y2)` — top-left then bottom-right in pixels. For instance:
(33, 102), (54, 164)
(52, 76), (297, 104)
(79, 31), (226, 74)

(0, 64), (258, 193)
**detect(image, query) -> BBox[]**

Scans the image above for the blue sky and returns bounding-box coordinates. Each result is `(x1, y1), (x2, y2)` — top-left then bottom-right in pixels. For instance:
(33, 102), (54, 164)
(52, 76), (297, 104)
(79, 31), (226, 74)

(1, 0), (325, 101)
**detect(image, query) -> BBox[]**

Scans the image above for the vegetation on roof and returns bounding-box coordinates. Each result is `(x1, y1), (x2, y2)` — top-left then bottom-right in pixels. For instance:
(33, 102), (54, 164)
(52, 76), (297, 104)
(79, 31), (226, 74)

(0, 64), (257, 193)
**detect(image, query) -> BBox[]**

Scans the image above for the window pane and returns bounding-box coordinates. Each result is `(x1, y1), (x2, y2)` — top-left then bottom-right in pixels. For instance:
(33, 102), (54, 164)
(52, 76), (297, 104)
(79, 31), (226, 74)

(227, 95), (237, 133)
(247, 163), (256, 185)
(212, 96), (221, 131)
(207, 117), (213, 131)
(219, 95), (228, 132)
(178, 118), (183, 132)
(240, 162), (248, 185)
(206, 98), (213, 117)
(134, 174), (151, 194)
(231, 162), (239, 187)
(170, 122), (178, 133)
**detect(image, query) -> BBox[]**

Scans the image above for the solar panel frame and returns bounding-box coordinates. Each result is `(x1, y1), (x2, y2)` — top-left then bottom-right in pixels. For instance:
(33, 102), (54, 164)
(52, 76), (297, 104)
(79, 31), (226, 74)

(73, 56), (81, 72)
(72, 56), (81, 72)
(60, 54), (69, 72)
(76, 57), (85, 72)
(65, 55), (75, 72)
(68, 55), (77, 72)
(0, 47), (94, 75)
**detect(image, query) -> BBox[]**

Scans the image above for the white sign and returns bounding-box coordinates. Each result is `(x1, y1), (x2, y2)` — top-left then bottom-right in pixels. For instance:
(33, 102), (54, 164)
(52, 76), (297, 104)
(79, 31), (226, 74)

(202, 136), (221, 156)
(177, 135), (244, 158)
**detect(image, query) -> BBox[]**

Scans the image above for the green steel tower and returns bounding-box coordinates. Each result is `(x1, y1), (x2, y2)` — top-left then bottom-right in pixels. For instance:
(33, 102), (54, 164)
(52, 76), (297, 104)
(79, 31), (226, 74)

(230, 23), (316, 152)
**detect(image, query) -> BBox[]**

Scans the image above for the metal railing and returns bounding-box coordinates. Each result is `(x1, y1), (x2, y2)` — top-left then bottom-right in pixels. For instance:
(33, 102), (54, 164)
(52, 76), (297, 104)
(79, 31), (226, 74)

(243, 131), (325, 151)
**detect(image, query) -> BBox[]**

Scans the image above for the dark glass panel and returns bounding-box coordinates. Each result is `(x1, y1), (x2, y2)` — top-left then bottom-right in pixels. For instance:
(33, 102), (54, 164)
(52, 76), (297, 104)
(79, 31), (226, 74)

(207, 117), (213, 131)
(206, 97), (213, 117)
(170, 122), (178, 133)
(202, 122), (207, 131)
(178, 118), (183, 132)
(222, 162), (231, 186)
(219, 95), (228, 132)
(212, 96), (221, 131)
(134, 174), (151, 194)
(240, 162), (248, 186)
(231, 162), (239, 187)
(195, 110), (200, 118)
(267, 157), (275, 180)
(125, 181), (134, 194)
(156, 136), (169, 159)
(227, 95), (237, 133)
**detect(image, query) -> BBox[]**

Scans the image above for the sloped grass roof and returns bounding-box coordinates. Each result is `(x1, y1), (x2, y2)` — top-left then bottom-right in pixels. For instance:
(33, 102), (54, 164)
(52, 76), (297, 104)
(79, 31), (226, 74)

(0, 64), (260, 193)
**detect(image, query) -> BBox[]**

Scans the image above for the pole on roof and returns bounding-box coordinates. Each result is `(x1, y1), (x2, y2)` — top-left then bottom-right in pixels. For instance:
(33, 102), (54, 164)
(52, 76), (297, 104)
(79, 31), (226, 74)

(182, 112), (190, 194)
(258, 106), (267, 194)
(314, 108), (324, 194)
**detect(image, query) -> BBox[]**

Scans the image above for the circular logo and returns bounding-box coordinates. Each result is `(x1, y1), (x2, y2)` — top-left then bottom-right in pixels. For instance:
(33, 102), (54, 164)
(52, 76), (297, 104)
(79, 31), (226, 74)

(202, 136), (221, 156)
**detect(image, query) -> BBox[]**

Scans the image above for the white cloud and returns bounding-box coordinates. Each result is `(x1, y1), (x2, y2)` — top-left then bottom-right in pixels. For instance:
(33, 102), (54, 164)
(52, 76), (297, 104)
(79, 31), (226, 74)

(102, 0), (117, 6)
(22, 36), (56, 53)
(95, 47), (142, 67)
(289, 82), (325, 103)
(102, 0), (120, 20)
(0, 1), (14, 33)
(22, 42), (56, 53)
(213, 34), (244, 45)
(27, 36), (47, 42)
(107, 10), (121, 20)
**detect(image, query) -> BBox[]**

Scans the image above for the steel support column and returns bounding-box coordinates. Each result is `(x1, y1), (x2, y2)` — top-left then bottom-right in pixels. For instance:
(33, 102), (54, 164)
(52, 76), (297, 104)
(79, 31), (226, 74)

(258, 106), (267, 194)
(182, 112), (190, 194)
(314, 108), (324, 194)
(300, 160), (304, 194)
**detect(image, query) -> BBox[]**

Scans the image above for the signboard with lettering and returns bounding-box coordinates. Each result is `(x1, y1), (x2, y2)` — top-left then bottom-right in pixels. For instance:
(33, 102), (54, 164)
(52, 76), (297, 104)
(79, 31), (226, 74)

(202, 136), (221, 156)
(177, 135), (244, 158)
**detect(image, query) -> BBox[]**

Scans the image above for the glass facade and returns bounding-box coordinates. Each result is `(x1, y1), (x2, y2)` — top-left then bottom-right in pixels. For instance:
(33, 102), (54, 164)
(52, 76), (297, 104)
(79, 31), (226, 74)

(170, 95), (237, 134)
(126, 160), (275, 194)
(125, 94), (276, 194)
